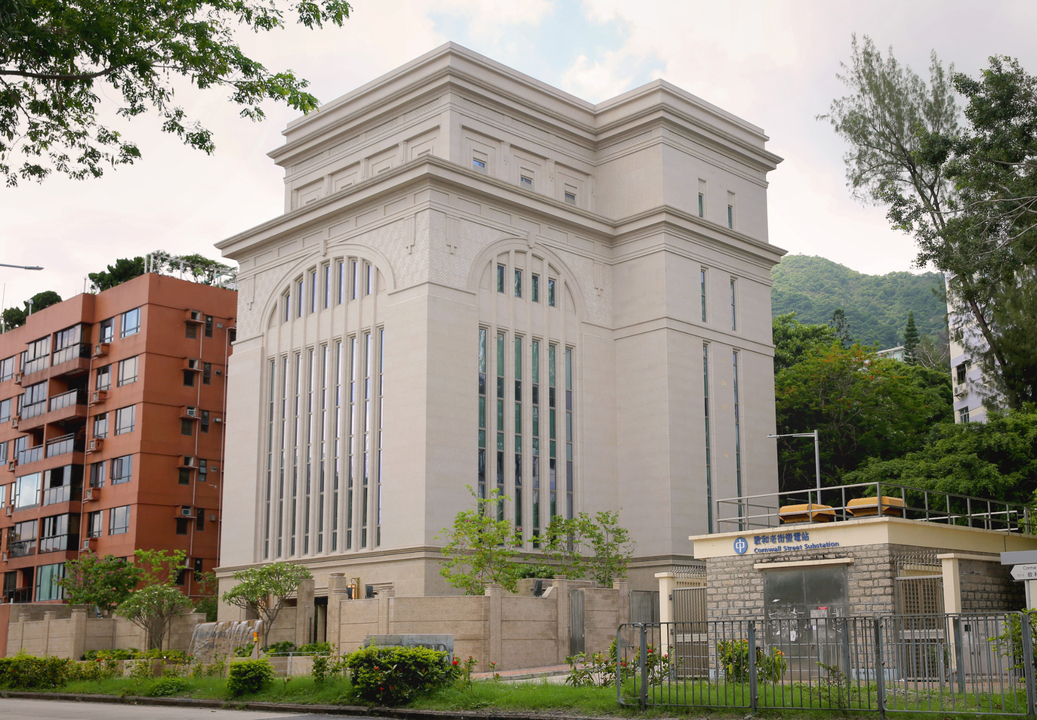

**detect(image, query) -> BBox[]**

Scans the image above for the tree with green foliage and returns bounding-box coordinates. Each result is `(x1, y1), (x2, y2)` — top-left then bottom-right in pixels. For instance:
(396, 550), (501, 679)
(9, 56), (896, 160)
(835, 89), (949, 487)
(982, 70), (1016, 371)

(116, 549), (193, 649)
(772, 313), (840, 374)
(1, 290), (63, 331)
(828, 308), (854, 347)
(222, 561), (313, 648)
(1, 0), (352, 186)
(193, 570), (219, 622)
(56, 553), (140, 617)
(436, 487), (521, 595)
(915, 330), (951, 370)
(822, 37), (1037, 411)
(903, 311), (920, 363)
(88, 257), (146, 292)
(543, 511), (635, 586)
(844, 409), (1037, 505)
(775, 342), (951, 491)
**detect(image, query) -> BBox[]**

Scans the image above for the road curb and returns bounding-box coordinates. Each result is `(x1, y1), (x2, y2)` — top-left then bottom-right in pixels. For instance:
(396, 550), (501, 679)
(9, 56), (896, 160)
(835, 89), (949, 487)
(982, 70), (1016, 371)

(0, 691), (608, 720)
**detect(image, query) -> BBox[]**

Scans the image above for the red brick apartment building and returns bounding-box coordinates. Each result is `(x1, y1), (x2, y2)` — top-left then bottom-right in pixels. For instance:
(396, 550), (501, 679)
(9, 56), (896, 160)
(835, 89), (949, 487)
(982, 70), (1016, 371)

(0, 274), (236, 604)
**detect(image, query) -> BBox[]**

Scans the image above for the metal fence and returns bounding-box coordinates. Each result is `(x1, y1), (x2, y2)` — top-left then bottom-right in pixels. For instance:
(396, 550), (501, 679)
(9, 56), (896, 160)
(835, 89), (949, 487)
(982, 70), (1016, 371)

(617, 612), (1037, 715)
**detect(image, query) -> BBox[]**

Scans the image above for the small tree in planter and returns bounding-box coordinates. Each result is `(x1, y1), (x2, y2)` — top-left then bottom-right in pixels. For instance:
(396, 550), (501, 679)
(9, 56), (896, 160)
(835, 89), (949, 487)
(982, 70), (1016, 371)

(57, 553), (141, 617)
(545, 510), (635, 586)
(437, 487), (521, 594)
(222, 561), (313, 649)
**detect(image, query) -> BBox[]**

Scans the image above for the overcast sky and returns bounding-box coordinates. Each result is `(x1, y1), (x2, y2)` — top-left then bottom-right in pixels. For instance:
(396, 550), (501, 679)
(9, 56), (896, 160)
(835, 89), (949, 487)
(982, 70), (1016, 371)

(3, 0), (1036, 311)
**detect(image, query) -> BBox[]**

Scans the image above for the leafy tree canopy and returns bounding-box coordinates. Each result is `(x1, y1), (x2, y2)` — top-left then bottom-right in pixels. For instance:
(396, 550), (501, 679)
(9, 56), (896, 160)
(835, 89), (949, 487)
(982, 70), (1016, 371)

(115, 549), (193, 650)
(844, 408), (1037, 505)
(436, 487), (522, 595)
(772, 313), (840, 374)
(87, 251), (235, 292)
(775, 342), (952, 491)
(0, 0), (352, 185)
(56, 553), (140, 616)
(222, 561), (312, 648)
(1, 290), (63, 331)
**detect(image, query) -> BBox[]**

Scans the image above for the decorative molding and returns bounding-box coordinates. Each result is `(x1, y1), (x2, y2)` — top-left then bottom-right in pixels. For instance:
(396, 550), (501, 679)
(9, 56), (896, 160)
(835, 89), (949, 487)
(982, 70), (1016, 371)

(597, 131), (653, 159)
(458, 97), (593, 161)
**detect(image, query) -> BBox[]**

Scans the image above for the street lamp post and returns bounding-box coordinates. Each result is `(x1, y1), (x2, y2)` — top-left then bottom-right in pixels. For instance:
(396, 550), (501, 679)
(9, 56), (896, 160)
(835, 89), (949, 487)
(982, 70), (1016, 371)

(768, 429), (822, 491)
(0, 263), (43, 271)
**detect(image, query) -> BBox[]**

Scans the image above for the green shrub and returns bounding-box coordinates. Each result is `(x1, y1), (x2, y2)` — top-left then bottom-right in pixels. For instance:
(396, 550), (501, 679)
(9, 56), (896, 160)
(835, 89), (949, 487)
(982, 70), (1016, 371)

(311, 653), (347, 687)
(147, 676), (191, 697)
(233, 643), (254, 658)
(264, 640), (296, 654)
(84, 648), (139, 661)
(227, 658), (274, 696)
(69, 658), (119, 682)
(0, 654), (73, 690)
(297, 641), (331, 654)
(344, 645), (455, 706)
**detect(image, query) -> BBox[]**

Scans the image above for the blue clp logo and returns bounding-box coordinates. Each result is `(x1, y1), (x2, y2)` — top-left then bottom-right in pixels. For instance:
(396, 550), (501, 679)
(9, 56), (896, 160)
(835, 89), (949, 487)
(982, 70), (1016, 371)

(733, 537), (748, 555)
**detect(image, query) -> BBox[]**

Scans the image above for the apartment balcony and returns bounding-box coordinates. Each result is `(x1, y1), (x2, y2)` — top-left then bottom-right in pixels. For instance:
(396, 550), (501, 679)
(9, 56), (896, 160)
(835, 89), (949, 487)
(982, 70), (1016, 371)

(14, 433), (84, 473)
(42, 482), (82, 507)
(16, 356), (50, 384)
(38, 534), (78, 554)
(17, 389), (87, 431)
(50, 343), (92, 379)
(7, 539), (36, 558)
(3, 588), (32, 604)
(16, 444), (43, 465)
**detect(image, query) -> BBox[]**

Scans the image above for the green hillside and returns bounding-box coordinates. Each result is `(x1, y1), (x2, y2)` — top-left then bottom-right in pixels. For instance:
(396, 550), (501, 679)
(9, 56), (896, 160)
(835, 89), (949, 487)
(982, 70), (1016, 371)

(770, 255), (947, 349)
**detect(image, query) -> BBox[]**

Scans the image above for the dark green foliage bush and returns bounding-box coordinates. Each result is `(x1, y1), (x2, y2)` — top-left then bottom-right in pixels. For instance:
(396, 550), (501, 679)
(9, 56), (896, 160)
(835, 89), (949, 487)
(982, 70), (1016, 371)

(227, 658), (274, 696)
(147, 676), (191, 696)
(69, 658), (119, 682)
(264, 640), (296, 654)
(298, 641), (331, 654)
(0, 655), (73, 690)
(344, 645), (455, 705)
(84, 648), (139, 660)
(233, 643), (255, 658)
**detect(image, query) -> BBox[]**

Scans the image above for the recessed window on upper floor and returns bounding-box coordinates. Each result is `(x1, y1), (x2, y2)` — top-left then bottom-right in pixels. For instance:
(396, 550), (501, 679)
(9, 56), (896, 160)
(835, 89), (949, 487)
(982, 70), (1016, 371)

(473, 157), (487, 173)
(520, 175), (533, 189)
(564, 191), (577, 206)
(120, 307), (141, 338)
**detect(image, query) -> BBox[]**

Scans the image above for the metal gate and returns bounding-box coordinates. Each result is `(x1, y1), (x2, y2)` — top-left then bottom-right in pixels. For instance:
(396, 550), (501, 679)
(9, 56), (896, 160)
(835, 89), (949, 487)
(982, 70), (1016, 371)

(631, 590), (660, 624)
(569, 588), (585, 655)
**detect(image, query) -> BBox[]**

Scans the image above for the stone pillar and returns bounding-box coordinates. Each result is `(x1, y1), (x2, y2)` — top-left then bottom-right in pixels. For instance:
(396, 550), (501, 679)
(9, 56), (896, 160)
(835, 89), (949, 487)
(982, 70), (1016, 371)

(377, 594), (391, 635)
(941, 557), (963, 614)
(485, 584), (502, 670)
(43, 611), (55, 657)
(655, 572), (676, 654)
(70, 606), (88, 661)
(614, 580), (631, 626)
(295, 578), (315, 647)
(552, 577), (571, 665)
(327, 574), (349, 651)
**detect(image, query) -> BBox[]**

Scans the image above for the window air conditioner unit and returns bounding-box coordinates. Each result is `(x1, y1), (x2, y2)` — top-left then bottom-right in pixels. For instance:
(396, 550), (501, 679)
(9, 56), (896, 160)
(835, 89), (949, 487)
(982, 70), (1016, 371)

(1, 551), (7, 563)
(87, 438), (103, 453)
(4, 506), (11, 517)
(85, 487), (101, 501)
(7, 461), (14, 472)
(91, 390), (108, 404)
(180, 506), (195, 518)
(82, 538), (97, 551)
(184, 358), (200, 371)
(11, 417), (18, 429)
(214, 417), (222, 424)
(183, 406), (198, 418)
(954, 385), (968, 398)
(180, 456), (197, 468)
(14, 372), (22, 383)
(186, 309), (203, 323)
(93, 343), (109, 358)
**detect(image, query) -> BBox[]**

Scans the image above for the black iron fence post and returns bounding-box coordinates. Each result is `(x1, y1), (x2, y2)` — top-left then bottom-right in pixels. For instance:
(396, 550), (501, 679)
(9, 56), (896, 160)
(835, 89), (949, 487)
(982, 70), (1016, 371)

(1021, 612), (1036, 717)
(616, 625), (624, 707)
(639, 623), (648, 711)
(952, 615), (965, 694)
(841, 617), (853, 706)
(748, 620), (758, 713)
(874, 619), (886, 719)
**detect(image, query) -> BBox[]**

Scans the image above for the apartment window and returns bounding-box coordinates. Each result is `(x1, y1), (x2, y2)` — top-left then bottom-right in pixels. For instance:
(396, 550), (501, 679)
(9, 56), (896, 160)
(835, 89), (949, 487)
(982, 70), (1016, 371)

(109, 505), (130, 535)
(54, 324), (82, 352)
(202, 362), (212, 385)
(118, 356), (138, 386)
(111, 455), (132, 485)
(0, 398), (10, 424)
(185, 322), (197, 339)
(13, 472), (41, 510)
(98, 318), (114, 344)
(0, 482), (5, 508)
(201, 410), (210, 433)
(114, 405), (135, 435)
(198, 461), (208, 483)
(176, 517), (189, 535)
(35, 563), (64, 602)
(956, 363), (967, 385)
(496, 264), (506, 293)
(701, 269), (708, 322)
(564, 191), (577, 205)
(0, 356), (14, 382)
(698, 179), (706, 218)
(520, 175), (533, 189)
(183, 369), (195, 387)
(181, 418), (193, 436)
(197, 509), (205, 531)
(0, 441), (7, 466)
(96, 365), (110, 391)
(120, 307), (141, 337)
(89, 462), (105, 488)
(473, 157), (487, 172)
(87, 511), (102, 538)
(960, 407), (971, 423)
(532, 274), (540, 303)
(548, 278), (556, 307)
(514, 269), (522, 298)
(205, 315), (214, 338)
(93, 413), (108, 439)
(178, 468), (191, 485)
(730, 278), (737, 331)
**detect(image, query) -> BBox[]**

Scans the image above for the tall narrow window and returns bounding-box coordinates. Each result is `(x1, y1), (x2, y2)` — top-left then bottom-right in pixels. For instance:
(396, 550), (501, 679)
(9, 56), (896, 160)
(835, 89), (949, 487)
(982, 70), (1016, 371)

(478, 329), (487, 501)
(283, 293), (291, 323)
(350, 260), (359, 301)
(332, 341), (341, 551)
(376, 329), (384, 546)
(531, 339), (540, 544)
(290, 352), (301, 555)
(730, 278), (737, 331)
(565, 347), (574, 520)
(323, 265), (331, 310)
(703, 344), (712, 533)
(496, 332), (505, 520)
(727, 191), (735, 229)
(205, 315), (213, 338)
(698, 179), (706, 219)
(278, 356), (288, 557)
(366, 263), (374, 295)
(336, 261), (345, 305)
(548, 278), (556, 307)
(701, 269), (707, 322)
(514, 336), (522, 537)
(496, 264), (506, 294)
(514, 269), (522, 298)
(361, 332), (371, 547)
(310, 271), (317, 314)
(548, 344), (557, 518)
(532, 275), (540, 303)
(303, 348), (314, 554)
(318, 345), (327, 552)
(296, 280), (304, 318)
(263, 359), (273, 558)
(733, 350), (743, 523)
(346, 336), (356, 549)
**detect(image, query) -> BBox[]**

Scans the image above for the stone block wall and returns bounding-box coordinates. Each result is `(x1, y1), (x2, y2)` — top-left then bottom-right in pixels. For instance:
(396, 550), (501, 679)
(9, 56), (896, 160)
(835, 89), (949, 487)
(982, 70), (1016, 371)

(960, 559), (1025, 612)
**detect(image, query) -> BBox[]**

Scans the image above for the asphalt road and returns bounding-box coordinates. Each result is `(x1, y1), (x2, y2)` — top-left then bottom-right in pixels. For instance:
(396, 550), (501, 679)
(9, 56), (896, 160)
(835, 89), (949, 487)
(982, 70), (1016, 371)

(0, 698), (359, 720)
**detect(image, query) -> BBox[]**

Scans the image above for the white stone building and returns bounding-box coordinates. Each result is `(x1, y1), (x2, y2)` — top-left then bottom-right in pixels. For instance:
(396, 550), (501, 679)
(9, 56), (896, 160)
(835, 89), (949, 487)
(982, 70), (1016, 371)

(215, 43), (784, 604)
